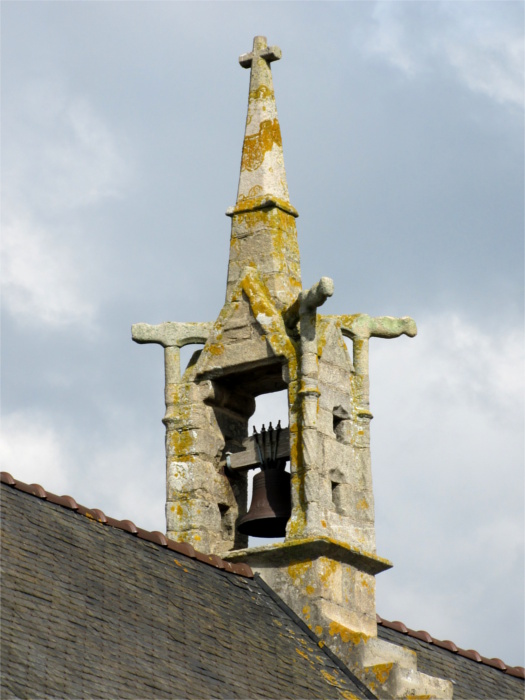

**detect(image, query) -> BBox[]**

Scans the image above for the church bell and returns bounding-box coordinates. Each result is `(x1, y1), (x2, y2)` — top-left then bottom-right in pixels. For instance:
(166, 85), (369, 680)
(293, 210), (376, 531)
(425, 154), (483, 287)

(237, 423), (292, 538)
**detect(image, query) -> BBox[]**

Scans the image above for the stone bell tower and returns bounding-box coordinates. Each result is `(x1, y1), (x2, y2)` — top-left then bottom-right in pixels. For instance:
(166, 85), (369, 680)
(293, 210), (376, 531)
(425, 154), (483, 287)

(133, 37), (453, 699)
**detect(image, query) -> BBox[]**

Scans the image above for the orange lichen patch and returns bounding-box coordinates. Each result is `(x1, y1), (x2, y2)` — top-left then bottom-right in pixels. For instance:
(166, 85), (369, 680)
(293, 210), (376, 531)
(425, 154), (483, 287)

(168, 429), (195, 456)
(207, 343), (224, 356)
(248, 84), (274, 102)
(302, 605), (311, 621)
(406, 696), (432, 700)
(320, 669), (341, 687)
(237, 267), (297, 372)
(305, 585), (315, 596)
(359, 576), (371, 591)
(371, 663), (393, 684)
(287, 560), (312, 584)
(295, 647), (310, 662)
(319, 559), (339, 586)
(321, 520), (327, 528)
(328, 621), (368, 646)
(356, 498), (369, 510)
(339, 691), (360, 700)
(314, 626), (323, 637)
(241, 119), (282, 172)
(272, 619), (283, 627)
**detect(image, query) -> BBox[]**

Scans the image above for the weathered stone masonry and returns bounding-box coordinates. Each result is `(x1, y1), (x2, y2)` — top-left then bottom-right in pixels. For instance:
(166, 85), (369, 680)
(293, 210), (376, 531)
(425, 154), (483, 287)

(133, 36), (453, 699)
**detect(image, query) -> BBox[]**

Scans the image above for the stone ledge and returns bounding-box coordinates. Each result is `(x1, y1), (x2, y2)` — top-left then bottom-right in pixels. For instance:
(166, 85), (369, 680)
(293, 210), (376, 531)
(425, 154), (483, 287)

(222, 536), (392, 575)
(226, 195), (299, 218)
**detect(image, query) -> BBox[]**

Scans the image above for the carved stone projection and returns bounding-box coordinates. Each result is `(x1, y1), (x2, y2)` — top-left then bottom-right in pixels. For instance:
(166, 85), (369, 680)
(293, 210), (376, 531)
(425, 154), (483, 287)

(132, 37), (452, 699)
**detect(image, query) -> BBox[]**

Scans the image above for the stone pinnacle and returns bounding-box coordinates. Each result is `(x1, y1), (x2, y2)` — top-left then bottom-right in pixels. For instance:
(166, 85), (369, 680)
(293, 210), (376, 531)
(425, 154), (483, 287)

(228, 36), (297, 218)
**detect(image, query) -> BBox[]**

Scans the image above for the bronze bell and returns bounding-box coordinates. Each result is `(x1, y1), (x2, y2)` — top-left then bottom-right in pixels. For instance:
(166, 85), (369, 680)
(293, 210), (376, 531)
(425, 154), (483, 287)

(237, 469), (291, 538)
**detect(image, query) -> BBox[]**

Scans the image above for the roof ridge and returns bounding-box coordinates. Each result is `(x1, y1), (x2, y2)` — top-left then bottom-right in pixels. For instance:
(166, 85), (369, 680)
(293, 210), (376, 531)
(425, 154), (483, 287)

(376, 614), (524, 679)
(0, 471), (253, 580)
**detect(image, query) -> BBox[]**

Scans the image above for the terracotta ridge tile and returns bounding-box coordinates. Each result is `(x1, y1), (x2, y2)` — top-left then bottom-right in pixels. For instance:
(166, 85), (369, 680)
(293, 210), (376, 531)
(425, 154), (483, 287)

(457, 648), (482, 662)
(0, 470), (253, 580)
(377, 614), (522, 676)
(407, 628), (433, 643)
(505, 666), (525, 679)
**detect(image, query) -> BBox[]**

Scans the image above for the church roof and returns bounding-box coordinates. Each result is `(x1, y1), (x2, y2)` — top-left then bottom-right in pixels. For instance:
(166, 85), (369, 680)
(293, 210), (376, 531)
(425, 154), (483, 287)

(0, 473), (374, 700)
(376, 617), (524, 699)
(2, 471), (523, 700)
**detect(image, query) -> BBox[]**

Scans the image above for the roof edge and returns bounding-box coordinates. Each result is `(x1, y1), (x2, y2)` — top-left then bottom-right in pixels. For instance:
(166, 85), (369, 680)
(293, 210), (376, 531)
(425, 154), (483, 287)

(0, 471), (253, 580)
(376, 614), (524, 679)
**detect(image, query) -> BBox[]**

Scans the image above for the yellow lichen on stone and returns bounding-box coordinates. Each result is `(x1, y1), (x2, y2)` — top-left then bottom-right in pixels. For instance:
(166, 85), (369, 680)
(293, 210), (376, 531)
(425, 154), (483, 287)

(338, 691), (360, 700)
(287, 560), (312, 584)
(295, 647), (311, 662)
(328, 621), (368, 646)
(320, 670), (341, 687)
(241, 119), (282, 172)
(371, 663), (393, 684)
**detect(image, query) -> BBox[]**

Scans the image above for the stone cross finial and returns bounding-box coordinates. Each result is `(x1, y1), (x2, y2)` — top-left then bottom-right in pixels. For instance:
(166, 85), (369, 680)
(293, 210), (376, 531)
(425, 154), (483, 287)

(239, 36), (282, 68)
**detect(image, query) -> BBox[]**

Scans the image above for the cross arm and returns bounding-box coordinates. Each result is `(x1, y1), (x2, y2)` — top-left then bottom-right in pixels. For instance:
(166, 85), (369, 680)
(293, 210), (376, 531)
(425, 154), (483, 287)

(337, 314), (417, 341)
(239, 36), (282, 68)
(131, 321), (213, 348)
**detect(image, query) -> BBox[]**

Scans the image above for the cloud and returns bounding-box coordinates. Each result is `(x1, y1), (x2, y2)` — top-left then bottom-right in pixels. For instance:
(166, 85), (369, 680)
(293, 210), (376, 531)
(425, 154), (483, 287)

(1, 79), (131, 327)
(370, 312), (524, 663)
(1, 215), (96, 326)
(360, 2), (524, 108)
(0, 412), (72, 495)
(0, 409), (165, 534)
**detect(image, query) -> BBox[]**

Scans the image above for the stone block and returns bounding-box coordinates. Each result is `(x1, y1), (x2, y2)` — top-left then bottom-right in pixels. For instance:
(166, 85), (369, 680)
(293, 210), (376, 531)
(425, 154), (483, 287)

(319, 599), (377, 638)
(326, 515), (376, 552)
(378, 665), (454, 700)
(303, 470), (332, 507)
(167, 426), (224, 460)
(316, 408), (336, 438)
(331, 484), (375, 522)
(357, 637), (417, 672)
(322, 438), (354, 481)
(166, 497), (221, 533)
(318, 382), (352, 414)
(353, 447), (373, 489)
(163, 402), (211, 431)
(318, 362), (351, 390)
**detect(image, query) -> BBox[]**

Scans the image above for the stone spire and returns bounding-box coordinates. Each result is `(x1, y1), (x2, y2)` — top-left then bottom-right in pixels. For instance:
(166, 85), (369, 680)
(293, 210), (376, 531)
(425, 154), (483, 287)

(230, 35), (295, 215)
(225, 36), (301, 311)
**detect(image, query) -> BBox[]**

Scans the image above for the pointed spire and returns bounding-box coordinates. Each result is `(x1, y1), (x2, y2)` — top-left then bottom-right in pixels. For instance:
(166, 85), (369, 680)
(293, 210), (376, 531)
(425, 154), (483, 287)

(227, 36), (298, 218)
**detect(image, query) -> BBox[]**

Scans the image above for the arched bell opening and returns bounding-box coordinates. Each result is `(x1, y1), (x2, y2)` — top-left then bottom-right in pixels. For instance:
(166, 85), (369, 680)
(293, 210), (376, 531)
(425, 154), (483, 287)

(206, 359), (292, 548)
(242, 389), (290, 543)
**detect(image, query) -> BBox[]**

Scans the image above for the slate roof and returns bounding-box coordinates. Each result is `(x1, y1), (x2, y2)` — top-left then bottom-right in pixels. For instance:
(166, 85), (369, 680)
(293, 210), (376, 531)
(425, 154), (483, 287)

(377, 617), (524, 699)
(0, 476), (373, 700)
(1, 473), (523, 700)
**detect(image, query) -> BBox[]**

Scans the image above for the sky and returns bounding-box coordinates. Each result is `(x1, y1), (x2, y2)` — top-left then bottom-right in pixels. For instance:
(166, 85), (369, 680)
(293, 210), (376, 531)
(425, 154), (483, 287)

(2, 0), (523, 667)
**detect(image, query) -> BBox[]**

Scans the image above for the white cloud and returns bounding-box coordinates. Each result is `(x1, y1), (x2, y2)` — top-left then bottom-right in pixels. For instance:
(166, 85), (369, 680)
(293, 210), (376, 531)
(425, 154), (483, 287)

(1, 215), (96, 326)
(361, 2), (524, 108)
(1, 79), (131, 327)
(0, 408), (165, 533)
(0, 412), (72, 495)
(370, 313), (524, 663)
